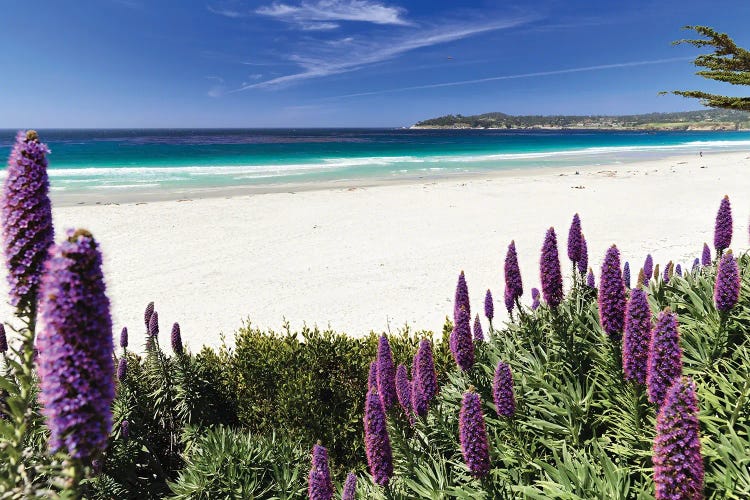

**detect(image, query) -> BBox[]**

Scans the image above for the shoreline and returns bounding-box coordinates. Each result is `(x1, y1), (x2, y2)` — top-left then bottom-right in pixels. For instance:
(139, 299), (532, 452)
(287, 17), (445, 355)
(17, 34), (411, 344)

(7, 149), (747, 352)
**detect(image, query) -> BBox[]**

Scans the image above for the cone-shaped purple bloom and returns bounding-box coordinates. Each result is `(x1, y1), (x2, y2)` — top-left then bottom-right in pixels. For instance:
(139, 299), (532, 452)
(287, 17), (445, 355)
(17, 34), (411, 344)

(623, 261), (631, 289)
(459, 390), (490, 478)
(119, 326), (128, 349)
(653, 377), (704, 500)
(714, 251), (740, 312)
(598, 246), (627, 338)
(714, 195), (732, 253)
(540, 228), (564, 308)
(342, 473), (357, 500)
(644, 254), (654, 281)
(577, 235), (588, 276)
(149, 310), (159, 337)
(364, 390), (393, 486)
(531, 287), (540, 310)
(1, 131), (54, 314)
(121, 420), (129, 440)
(376, 335), (396, 410)
(454, 270), (470, 322)
(414, 339), (438, 402)
(663, 262), (673, 283)
(395, 364), (411, 416)
(473, 314), (484, 341)
(367, 361), (377, 390)
(692, 258), (700, 271)
(452, 306), (475, 371)
(503, 286), (514, 314)
(411, 376), (428, 417)
(647, 310), (683, 406)
(484, 289), (494, 322)
(505, 240), (523, 301)
(587, 268), (596, 288)
(493, 362), (516, 418)
(0, 324), (6, 353)
(675, 264), (682, 277)
(144, 301), (154, 329)
(701, 243), (711, 266)
(117, 356), (127, 381)
(567, 213), (583, 263)
(622, 287), (652, 385)
(171, 322), (183, 355)
(308, 443), (334, 500)
(36, 229), (114, 461)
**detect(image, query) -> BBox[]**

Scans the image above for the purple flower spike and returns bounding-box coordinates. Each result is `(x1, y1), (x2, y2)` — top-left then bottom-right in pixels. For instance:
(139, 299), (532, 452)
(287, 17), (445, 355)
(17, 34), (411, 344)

(452, 307), (475, 371)
(493, 362), (516, 418)
(367, 361), (378, 390)
(308, 443), (334, 500)
(701, 243), (711, 266)
(692, 258), (700, 271)
(411, 376), (428, 417)
(714, 251), (740, 312)
(714, 195), (733, 253)
(577, 235), (589, 276)
(36, 229), (114, 461)
(484, 289), (494, 322)
(623, 261), (631, 289)
(647, 309), (683, 406)
(119, 327), (128, 349)
(505, 240), (523, 301)
(459, 389), (491, 478)
(148, 311), (159, 337)
(623, 287), (652, 385)
(531, 288), (540, 310)
(454, 271), (470, 322)
(662, 262), (673, 283)
(117, 357), (127, 381)
(653, 377), (704, 500)
(473, 314), (484, 342)
(540, 228), (564, 308)
(586, 268), (595, 288)
(503, 287), (514, 314)
(171, 322), (183, 355)
(598, 246), (626, 338)
(364, 390), (393, 486)
(414, 339), (437, 402)
(675, 264), (682, 277)
(342, 473), (357, 500)
(643, 254), (654, 280)
(1, 131), (54, 314)
(395, 364), (412, 416)
(376, 335), (396, 410)
(0, 324), (7, 353)
(567, 213), (584, 263)
(144, 301), (154, 329)
(121, 420), (129, 440)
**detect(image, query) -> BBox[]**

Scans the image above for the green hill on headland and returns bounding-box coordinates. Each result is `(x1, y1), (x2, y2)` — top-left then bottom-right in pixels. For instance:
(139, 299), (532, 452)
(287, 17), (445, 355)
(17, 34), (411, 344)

(412, 109), (750, 130)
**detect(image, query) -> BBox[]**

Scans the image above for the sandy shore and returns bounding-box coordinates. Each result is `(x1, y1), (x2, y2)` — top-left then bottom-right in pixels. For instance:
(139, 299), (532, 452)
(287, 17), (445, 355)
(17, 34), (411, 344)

(3, 150), (749, 351)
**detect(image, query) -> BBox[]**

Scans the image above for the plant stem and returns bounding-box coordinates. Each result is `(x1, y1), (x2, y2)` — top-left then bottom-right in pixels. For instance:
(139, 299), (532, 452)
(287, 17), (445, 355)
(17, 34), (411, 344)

(730, 375), (750, 428)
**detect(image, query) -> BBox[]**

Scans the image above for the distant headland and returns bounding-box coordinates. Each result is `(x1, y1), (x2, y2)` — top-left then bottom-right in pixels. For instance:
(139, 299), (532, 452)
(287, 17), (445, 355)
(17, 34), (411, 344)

(411, 109), (750, 130)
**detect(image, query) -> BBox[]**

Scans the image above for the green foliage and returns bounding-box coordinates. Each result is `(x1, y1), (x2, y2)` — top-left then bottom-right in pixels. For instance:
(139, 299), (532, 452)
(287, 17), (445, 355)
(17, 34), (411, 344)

(667, 26), (750, 111)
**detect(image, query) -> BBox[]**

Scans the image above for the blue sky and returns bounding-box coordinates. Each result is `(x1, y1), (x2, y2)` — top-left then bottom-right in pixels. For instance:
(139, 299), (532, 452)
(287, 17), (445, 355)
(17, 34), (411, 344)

(1, 0), (748, 127)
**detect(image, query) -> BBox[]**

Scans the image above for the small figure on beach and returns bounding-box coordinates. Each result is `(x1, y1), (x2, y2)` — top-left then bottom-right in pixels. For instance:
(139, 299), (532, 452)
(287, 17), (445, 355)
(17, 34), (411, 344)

(699, 151), (703, 157)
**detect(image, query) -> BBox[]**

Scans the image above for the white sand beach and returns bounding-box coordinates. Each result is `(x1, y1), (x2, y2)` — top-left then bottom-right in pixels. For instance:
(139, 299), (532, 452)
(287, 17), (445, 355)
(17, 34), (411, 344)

(4, 150), (749, 351)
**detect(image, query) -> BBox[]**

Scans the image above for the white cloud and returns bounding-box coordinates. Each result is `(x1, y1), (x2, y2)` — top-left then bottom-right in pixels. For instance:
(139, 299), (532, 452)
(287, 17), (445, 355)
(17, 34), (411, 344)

(300, 21), (340, 30)
(256, 0), (412, 27)
(207, 5), (244, 18)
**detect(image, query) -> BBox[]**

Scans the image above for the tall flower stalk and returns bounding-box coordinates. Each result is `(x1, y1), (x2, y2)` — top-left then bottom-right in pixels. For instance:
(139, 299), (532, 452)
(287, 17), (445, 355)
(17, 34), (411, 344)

(484, 289), (494, 326)
(714, 195), (732, 256)
(492, 362), (516, 418)
(376, 335), (396, 410)
(643, 254), (654, 281)
(647, 309), (683, 406)
(701, 243), (711, 266)
(308, 443), (334, 500)
(505, 240), (524, 311)
(364, 390), (393, 486)
(540, 228), (563, 308)
(598, 245), (627, 339)
(414, 338), (438, 402)
(459, 389), (491, 478)
(623, 287), (652, 385)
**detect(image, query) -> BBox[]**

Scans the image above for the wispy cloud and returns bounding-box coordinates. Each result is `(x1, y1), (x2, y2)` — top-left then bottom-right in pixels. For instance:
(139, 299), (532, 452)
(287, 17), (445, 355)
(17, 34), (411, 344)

(207, 5), (244, 18)
(256, 0), (412, 29)
(232, 16), (531, 91)
(325, 57), (695, 99)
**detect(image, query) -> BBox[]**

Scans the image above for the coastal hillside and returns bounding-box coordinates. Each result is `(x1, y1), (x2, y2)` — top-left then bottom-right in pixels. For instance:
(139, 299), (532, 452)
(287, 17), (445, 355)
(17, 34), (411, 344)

(412, 109), (750, 130)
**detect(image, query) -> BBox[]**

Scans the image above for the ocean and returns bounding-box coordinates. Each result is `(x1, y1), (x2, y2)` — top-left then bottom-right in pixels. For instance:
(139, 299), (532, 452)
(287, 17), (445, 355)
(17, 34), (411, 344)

(1, 128), (749, 194)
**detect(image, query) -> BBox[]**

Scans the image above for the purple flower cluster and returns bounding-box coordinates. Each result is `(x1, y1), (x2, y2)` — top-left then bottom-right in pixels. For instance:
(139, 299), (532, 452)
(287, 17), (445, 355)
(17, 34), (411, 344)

(714, 195), (732, 253)
(149, 310), (159, 337)
(364, 390), (393, 486)
(377, 335), (396, 410)
(663, 262), (673, 284)
(622, 287), (652, 385)
(586, 269), (595, 289)
(36, 229), (114, 461)
(692, 258), (699, 271)
(414, 339), (438, 402)
(567, 213), (584, 263)
(0, 324), (6, 353)
(120, 327), (128, 349)
(504, 287), (514, 314)
(144, 301), (154, 329)
(171, 322), (183, 355)
(531, 288), (540, 310)
(121, 420), (130, 440)
(308, 443), (334, 500)
(675, 264), (682, 277)
(598, 245), (627, 338)
(395, 364), (412, 416)
(1, 131), (55, 313)
(454, 270), (470, 321)
(368, 361), (378, 390)
(540, 228), (563, 308)
(473, 314), (484, 341)
(644, 254), (654, 280)
(411, 371), (428, 417)
(653, 377), (704, 500)
(578, 235), (589, 276)
(484, 289), (494, 322)
(623, 261), (631, 289)
(452, 307), (475, 371)
(342, 473), (357, 500)
(459, 390), (491, 478)
(505, 240), (523, 304)
(714, 251), (740, 312)
(492, 361), (516, 417)
(117, 357), (127, 381)
(647, 310), (683, 406)
(701, 243), (711, 266)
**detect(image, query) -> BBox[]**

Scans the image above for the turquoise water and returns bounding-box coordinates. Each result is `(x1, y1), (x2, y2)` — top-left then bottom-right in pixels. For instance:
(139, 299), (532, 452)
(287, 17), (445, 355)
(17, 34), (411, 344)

(1, 129), (749, 193)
